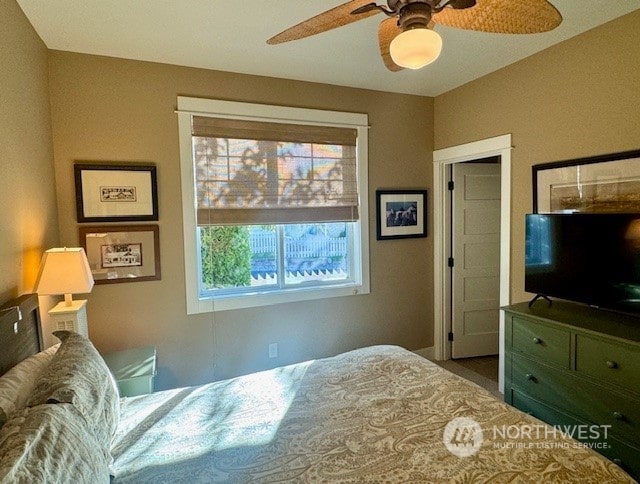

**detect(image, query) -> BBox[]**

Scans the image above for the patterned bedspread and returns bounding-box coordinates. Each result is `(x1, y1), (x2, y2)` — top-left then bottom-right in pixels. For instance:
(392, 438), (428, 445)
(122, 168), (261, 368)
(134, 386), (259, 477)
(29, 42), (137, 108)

(110, 345), (632, 483)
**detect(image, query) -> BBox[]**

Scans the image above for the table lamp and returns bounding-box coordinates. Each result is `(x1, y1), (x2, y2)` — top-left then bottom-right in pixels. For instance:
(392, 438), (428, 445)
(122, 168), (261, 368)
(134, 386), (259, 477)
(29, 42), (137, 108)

(34, 247), (95, 338)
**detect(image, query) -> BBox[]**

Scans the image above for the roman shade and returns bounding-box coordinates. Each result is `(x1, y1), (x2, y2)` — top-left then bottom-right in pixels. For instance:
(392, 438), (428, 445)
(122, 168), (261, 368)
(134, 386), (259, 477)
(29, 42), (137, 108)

(191, 116), (359, 225)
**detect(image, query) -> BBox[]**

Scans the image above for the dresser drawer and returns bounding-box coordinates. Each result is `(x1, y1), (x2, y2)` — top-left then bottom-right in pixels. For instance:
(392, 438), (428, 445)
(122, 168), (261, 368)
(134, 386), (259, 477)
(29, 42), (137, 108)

(576, 390), (640, 445)
(512, 356), (640, 444)
(511, 356), (576, 410)
(600, 436), (640, 480)
(511, 389), (583, 429)
(575, 334), (640, 391)
(512, 316), (571, 368)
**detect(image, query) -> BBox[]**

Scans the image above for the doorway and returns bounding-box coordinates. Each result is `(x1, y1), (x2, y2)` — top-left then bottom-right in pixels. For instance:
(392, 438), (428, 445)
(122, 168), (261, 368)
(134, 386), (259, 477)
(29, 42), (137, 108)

(433, 134), (512, 392)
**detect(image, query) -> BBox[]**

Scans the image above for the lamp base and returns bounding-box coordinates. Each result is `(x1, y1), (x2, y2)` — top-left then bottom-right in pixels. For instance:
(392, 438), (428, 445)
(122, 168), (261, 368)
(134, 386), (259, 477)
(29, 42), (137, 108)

(48, 300), (88, 339)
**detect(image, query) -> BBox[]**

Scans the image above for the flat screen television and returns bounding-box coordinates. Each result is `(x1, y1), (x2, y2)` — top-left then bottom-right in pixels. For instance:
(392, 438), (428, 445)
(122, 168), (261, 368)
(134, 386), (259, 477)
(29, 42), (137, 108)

(525, 213), (640, 316)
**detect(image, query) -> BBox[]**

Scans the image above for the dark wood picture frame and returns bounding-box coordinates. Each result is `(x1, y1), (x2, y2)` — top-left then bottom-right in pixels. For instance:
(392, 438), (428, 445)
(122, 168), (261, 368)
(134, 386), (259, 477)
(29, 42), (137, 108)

(376, 189), (428, 240)
(79, 225), (161, 284)
(532, 149), (640, 213)
(74, 162), (158, 222)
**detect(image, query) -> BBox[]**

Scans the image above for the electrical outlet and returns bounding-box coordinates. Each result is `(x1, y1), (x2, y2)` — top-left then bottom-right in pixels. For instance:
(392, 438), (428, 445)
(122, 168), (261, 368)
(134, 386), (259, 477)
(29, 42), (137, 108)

(269, 343), (278, 359)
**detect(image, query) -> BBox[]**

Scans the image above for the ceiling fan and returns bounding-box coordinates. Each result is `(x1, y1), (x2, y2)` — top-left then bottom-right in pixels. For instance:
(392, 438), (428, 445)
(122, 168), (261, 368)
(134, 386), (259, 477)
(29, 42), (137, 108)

(267, 0), (562, 71)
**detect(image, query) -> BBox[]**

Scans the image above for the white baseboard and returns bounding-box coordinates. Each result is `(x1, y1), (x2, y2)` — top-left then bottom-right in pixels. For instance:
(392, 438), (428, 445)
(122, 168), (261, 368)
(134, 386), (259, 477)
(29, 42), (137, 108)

(413, 346), (436, 361)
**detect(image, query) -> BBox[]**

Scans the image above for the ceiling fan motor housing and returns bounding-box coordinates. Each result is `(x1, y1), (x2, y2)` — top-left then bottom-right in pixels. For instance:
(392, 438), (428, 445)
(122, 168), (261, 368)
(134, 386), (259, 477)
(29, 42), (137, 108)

(396, 2), (434, 30)
(390, 0), (477, 29)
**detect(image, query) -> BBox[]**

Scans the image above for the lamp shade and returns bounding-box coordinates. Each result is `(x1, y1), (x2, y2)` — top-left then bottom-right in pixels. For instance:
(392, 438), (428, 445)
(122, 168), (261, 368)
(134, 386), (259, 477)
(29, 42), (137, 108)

(390, 28), (442, 70)
(34, 248), (94, 305)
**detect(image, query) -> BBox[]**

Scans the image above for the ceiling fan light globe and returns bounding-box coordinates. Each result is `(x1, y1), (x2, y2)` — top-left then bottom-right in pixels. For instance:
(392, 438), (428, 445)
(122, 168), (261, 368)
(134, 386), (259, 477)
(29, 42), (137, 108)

(390, 28), (442, 70)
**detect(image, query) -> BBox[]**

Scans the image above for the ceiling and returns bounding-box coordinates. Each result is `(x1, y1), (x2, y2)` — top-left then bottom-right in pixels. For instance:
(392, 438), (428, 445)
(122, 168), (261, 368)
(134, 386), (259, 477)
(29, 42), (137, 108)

(17, 1), (640, 97)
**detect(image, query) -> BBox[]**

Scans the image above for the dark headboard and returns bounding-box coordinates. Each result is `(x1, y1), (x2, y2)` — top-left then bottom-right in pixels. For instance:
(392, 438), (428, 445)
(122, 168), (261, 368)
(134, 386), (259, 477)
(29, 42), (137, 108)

(0, 293), (43, 376)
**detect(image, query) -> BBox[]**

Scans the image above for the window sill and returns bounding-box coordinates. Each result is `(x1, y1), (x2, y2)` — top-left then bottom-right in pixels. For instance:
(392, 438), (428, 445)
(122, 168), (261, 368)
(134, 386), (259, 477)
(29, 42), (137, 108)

(189, 282), (369, 314)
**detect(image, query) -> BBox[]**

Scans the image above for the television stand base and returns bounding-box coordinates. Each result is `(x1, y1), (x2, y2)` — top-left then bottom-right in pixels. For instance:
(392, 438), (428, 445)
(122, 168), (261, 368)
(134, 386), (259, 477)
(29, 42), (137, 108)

(528, 294), (552, 308)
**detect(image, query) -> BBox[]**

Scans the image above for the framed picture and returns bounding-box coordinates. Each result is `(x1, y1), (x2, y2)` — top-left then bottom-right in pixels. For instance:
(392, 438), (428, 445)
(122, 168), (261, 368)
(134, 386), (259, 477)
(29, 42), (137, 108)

(79, 225), (161, 284)
(533, 149), (640, 213)
(376, 189), (428, 240)
(74, 162), (158, 222)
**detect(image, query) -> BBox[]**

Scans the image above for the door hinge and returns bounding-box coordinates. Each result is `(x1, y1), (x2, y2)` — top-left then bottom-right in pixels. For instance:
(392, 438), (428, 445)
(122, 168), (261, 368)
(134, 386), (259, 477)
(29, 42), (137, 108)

(448, 257), (454, 268)
(447, 180), (455, 191)
(448, 332), (454, 342)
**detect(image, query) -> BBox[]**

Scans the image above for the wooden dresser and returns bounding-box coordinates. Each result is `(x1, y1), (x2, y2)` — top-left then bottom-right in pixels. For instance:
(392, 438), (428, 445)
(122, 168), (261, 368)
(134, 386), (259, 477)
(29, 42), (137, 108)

(503, 300), (640, 479)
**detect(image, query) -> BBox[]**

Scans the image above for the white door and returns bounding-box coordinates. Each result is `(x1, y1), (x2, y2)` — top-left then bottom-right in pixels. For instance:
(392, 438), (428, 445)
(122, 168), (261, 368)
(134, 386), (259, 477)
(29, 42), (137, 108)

(451, 162), (501, 358)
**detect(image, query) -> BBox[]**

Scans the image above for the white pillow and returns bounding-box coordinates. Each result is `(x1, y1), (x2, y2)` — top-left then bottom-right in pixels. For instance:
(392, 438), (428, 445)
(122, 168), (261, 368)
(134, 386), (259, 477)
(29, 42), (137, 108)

(0, 344), (60, 427)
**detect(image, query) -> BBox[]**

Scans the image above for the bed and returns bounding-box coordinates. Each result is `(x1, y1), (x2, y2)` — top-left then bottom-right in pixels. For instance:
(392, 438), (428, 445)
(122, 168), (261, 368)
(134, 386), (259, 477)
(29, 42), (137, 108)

(0, 294), (635, 483)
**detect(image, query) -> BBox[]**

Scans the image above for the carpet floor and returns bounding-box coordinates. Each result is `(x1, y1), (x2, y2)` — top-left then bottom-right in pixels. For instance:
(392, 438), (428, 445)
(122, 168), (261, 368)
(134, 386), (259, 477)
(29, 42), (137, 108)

(433, 355), (502, 399)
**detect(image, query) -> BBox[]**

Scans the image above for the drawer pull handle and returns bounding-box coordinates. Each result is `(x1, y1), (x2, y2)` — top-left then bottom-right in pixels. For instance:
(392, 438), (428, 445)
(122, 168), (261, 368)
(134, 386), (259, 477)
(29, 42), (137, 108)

(613, 411), (625, 421)
(525, 373), (537, 382)
(532, 337), (542, 345)
(606, 360), (618, 369)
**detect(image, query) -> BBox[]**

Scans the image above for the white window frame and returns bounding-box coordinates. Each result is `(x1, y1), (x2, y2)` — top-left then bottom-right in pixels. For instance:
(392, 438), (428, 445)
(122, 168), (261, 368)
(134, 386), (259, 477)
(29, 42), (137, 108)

(177, 96), (370, 314)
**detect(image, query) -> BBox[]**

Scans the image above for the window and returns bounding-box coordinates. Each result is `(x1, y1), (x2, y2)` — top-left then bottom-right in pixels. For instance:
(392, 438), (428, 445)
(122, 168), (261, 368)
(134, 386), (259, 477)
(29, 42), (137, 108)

(177, 97), (369, 313)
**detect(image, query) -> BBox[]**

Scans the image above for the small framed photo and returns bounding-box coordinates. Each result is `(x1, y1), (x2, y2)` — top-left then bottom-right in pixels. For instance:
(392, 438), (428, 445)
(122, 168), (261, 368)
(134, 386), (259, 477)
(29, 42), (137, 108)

(79, 225), (161, 284)
(376, 189), (428, 240)
(74, 162), (158, 222)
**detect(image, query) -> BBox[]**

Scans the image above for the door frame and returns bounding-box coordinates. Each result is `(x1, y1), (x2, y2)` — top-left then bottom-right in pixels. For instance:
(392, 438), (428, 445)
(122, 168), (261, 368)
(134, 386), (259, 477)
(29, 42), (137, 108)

(433, 134), (512, 392)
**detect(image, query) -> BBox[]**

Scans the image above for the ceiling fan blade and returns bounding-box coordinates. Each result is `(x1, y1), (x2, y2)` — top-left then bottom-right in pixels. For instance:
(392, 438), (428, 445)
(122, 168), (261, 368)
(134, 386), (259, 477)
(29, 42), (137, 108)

(378, 18), (404, 72)
(352, 3), (382, 15)
(267, 0), (382, 45)
(433, 0), (562, 34)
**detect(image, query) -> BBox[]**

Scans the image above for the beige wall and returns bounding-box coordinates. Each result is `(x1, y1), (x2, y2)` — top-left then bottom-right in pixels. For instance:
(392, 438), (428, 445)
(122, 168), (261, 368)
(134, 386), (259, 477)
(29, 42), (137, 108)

(0, 1), (58, 303)
(11, 0), (639, 391)
(47, 51), (434, 388)
(434, 10), (640, 305)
